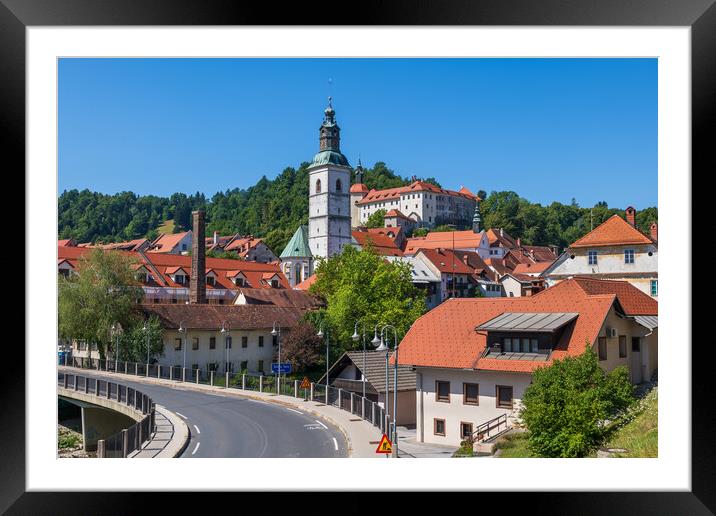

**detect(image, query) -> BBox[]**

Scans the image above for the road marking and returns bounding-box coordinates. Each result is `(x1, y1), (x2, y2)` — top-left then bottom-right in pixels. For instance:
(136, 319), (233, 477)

(315, 420), (328, 430)
(285, 408), (303, 415)
(192, 442), (200, 455)
(332, 437), (338, 451)
(193, 425), (201, 434)
(175, 412), (187, 419)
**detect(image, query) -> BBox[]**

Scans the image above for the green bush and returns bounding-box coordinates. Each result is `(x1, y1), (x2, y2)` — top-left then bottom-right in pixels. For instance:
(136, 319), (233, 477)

(520, 344), (634, 457)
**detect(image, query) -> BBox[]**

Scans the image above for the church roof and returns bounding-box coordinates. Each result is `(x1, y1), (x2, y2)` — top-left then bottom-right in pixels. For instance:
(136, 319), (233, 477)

(280, 225), (312, 258)
(310, 150), (350, 168)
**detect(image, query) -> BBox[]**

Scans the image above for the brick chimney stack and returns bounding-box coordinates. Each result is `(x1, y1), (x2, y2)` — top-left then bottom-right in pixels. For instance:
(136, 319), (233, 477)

(625, 206), (636, 227)
(213, 231), (219, 246)
(190, 210), (206, 304)
(650, 222), (658, 241)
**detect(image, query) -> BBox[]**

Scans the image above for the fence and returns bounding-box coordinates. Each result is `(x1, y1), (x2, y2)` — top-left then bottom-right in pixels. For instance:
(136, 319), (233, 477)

(62, 357), (392, 437)
(58, 371), (155, 458)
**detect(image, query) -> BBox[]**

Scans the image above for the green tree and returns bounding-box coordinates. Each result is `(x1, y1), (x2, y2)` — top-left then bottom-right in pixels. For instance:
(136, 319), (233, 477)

(117, 315), (164, 363)
(272, 320), (322, 373)
(58, 249), (144, 360)
(309, 246), (427, 361)
(366, 209), (387, 228)
(520, 344), (634, 457)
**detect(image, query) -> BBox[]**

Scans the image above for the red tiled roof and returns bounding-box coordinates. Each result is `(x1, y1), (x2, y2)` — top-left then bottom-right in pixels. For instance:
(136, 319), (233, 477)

(398, 278), (621, 372)
(295, 274), (317, 291)
(564, 276), (658, 315)
(570, 215), (653, 248)
(356, 181), (477, 206)
(140, 304), (304, 330)
(236, 288), (324, 309)
(147, 231), (191, 253)
(404, 230), (485, 254)
(352, 231), (404, 256)
(486, 228), (518, 249)
(350, 183), (369, 193)
(57, 246), (289, 290)
(416, 248), (474, 275)
(522, 245), (558, 262)
(513, 261), (553, 275)
(384, 209), (412, 220)
(58, 239), (76, 247)
(224, 236), (264, 255)
(367, 226), (403, 241)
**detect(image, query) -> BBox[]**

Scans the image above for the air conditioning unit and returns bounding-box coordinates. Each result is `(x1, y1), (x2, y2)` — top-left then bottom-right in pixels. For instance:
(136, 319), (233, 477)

(607, 327), (618, 338)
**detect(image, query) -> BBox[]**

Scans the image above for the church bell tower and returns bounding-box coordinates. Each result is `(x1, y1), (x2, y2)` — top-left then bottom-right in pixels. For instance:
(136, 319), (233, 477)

(308, 98), (352, 260)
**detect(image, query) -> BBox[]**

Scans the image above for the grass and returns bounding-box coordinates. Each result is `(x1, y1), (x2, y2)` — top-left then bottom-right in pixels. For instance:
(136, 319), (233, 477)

(58, 426), (82, 450)
(156, 219), (175, 235)
(599, 387), (658, 458)
(493, 432), (533, 458)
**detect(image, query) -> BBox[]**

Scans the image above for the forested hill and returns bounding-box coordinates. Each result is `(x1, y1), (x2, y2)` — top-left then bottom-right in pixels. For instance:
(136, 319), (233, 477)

(58, 160), (657, 255)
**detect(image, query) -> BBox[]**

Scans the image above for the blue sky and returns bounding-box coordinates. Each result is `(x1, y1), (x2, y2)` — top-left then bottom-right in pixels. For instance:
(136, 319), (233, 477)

(58, 58), (657, 208)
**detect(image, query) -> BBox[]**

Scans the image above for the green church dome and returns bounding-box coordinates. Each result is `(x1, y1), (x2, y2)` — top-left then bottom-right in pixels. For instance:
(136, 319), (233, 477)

(310, 150), (350, 168)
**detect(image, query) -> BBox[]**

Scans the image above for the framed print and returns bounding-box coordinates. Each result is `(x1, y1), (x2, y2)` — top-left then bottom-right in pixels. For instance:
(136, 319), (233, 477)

(5, 0), (713, 513)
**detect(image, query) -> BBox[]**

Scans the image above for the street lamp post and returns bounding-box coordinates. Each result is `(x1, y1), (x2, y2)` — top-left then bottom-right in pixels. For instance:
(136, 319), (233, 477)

(271, 322), (281, 394)
(351, 321), (368, 399)
(379, 324), (399, 458)
(317, 322), (329, 404)
(178, 321), (187, 370)
(111, 323), (120, 372)
(220, 321), (230, 375)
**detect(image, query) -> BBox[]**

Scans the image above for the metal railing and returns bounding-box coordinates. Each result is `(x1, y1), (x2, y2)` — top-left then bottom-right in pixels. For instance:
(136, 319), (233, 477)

(62, 357), (391, 435)
(58, 371), (155, 458)
(472, 413), (509, 443)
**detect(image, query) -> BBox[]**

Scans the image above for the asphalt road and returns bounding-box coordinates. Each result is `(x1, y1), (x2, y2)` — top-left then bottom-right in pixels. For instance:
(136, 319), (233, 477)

(76, 372), (348, 458)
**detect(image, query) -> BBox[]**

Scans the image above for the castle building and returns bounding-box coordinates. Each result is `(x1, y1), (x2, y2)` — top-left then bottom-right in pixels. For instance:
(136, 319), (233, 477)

(307, 98), (353, 260)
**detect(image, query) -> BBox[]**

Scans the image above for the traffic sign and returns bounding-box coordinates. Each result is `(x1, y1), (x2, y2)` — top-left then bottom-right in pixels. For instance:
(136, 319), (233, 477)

(300, 377), (311, 389)
(375, 434), (393, 454)
(271, 362), (292, 374)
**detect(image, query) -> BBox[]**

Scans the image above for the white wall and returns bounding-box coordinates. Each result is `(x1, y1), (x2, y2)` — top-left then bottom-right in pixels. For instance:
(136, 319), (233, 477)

(415, 367), (532, 447)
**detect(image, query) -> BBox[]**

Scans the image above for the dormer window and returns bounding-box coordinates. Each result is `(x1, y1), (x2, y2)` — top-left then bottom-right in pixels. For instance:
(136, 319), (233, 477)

(207, 276), (215, 286)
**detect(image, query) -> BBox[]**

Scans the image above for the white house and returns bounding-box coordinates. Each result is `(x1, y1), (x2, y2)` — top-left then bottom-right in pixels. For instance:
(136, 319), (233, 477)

(542, 208), (658, 298)
(398, 277), (658, 447)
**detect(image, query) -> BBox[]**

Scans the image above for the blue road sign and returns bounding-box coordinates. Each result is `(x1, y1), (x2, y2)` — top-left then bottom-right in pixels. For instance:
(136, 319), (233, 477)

(271, 363), (292, 374)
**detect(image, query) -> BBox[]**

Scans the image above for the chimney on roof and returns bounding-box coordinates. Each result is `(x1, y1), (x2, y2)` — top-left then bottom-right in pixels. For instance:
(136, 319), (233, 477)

(213, 231), (219, 246)
(190, 210), (206, 304)
(500, 228), (504, 237)
(517, 237), (521, 247)
(625, 206), (636, 227)
(650, 222), (658, 241)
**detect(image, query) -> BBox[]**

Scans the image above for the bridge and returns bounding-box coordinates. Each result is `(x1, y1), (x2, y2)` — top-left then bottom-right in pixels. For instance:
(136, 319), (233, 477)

(59, 365), (357, 458)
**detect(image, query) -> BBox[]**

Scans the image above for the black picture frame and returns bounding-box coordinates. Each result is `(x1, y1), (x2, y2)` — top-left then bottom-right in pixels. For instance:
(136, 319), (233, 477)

(4, 0), (710, 513)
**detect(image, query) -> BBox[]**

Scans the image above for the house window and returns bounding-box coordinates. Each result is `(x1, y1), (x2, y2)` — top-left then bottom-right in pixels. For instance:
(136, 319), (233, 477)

(207, 276), (215, 286)
(171, 298), (178, 304)
(240, 360), (248, 371)
(503, 337), (512, 352)
(463, 383), (479, 405)
(619, 335), (627, 358)
(434, 418), (446, 436)
(153, 298), (160, 304)
(272, 335), (278, 346)
(496, 385), (513, 409)
(241, 336), (248, 348)
(598, 336), (607, 361)
(181, 244), (187, 251)
(336, 179), (342, 192)
(258, 360), (264, 373)
(624, 249), (635, 264)
(271, 279), (279, 288)
(316, 179), (322, 194)
(175, 338), (182, 351)
(436, 381), (450, 402)
(258, 336), (264, 347)
(192, 337), (199, 350)
(588, 250), (598, 265)
(650, 280), (658, 296)
(209, 337), (216, 349)
(460, 422), (474, 439)
(225, 336), (232, 349)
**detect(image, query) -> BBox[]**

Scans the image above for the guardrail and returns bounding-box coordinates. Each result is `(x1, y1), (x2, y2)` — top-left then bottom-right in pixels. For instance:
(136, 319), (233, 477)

(472, 413), (509, 443)
(62, 356), (392, 438)
(58, 371), (155, 458)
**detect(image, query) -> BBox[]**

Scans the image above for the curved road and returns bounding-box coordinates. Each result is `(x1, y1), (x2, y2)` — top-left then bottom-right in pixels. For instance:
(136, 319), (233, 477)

(78, 372), (348, 458)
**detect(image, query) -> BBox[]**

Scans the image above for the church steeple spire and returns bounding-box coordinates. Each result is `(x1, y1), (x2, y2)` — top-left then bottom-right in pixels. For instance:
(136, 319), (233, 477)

(472, 199), (482, 233)
(319, 96), (341, 152)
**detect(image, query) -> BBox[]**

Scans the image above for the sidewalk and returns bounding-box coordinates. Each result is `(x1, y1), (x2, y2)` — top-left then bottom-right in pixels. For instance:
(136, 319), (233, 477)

(128, 404), (189, 458)
(394, 427), (459, 458)
(59, 366), (383, 458)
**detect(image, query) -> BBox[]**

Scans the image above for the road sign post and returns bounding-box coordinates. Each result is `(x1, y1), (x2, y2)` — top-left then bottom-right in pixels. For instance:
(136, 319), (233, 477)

(376, 434), (393, 456)
(300, 377), (311, 401)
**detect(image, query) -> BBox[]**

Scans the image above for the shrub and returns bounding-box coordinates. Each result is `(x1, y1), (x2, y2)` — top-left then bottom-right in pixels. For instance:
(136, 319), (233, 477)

(520, 343), (634, 457)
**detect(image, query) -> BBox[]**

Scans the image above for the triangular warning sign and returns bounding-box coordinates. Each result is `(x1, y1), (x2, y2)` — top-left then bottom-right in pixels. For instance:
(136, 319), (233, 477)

(300, 377), (311, 389)
(375, 434), (392, 454)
